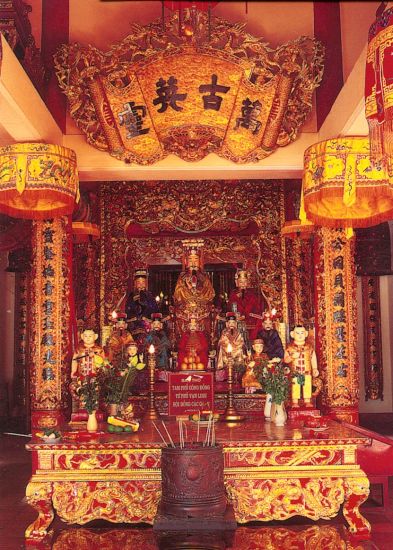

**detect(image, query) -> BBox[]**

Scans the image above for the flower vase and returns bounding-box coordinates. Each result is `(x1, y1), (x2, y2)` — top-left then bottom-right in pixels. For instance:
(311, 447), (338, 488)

(264, 393), (272, 421)
(271, 402), (287, 426)
(87, 410), (98, 432)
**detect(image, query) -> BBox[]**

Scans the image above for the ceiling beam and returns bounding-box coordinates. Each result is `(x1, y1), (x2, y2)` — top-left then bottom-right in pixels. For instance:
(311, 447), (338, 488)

(0, 35), (62, 146)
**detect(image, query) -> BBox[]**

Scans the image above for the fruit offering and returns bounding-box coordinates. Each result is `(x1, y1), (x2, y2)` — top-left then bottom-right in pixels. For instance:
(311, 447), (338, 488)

(180, 350), (205, 371)
(35, 428), (61, 440)
(107, 416), (139, 432)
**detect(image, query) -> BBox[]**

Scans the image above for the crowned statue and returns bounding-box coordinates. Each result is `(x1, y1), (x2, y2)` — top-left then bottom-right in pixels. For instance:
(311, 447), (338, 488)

(125, 268), (159, 351)
(173, 240), (215, 339)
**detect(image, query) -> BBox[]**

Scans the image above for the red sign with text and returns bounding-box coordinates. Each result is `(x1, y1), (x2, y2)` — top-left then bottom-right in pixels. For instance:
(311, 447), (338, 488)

(168, 372), (214, 416)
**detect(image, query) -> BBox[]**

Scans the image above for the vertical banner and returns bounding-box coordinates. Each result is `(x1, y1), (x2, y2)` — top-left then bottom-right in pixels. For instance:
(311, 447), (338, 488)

(361, 276), (383, 401)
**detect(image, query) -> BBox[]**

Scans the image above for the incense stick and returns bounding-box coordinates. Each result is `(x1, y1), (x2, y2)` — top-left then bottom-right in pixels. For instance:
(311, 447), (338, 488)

(162, 420), (175, 447)
(204, 414), (211, 447)
(196, 410), (200, 443)
(152, 421), (168, 446)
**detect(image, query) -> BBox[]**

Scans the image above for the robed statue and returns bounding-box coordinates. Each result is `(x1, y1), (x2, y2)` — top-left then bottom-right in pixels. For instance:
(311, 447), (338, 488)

(173, 240), (215, 338)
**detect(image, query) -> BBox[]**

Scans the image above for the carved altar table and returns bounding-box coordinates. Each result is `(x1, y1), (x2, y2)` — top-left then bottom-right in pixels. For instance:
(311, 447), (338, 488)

(25, 418), (371, 544)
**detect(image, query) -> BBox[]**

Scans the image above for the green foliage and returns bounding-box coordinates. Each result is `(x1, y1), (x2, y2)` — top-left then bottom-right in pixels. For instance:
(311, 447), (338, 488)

(98, 364), (123, 405)
(76, 377), (99, 414)
(98, 360), (139, 406)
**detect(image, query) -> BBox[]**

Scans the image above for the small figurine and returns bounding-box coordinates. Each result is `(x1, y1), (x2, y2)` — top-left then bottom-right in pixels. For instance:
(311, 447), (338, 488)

(284, 325), (319, 408)
(216, 312), (246, 382)
(105, 313), (134, 368)
(145, 313), (171, 381)
(247, 338), (277, 418)
(119, 341), (146, 400)
(70, 329), (106, 408)
(71, 329), (106, 381)
(241, 358), (262, 394)
(178, 316), (209, 371)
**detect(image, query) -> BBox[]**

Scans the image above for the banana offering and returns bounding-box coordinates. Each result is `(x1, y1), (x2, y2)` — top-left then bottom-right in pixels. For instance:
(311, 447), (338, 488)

(107, 416), (139, 433)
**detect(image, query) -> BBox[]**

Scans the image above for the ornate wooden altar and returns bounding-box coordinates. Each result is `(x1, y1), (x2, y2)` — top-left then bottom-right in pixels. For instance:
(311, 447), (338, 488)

(25, 418), (371, 544)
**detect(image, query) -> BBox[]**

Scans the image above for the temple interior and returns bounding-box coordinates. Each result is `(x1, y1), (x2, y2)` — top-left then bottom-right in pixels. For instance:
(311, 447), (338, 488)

(2, 1), (393, 549)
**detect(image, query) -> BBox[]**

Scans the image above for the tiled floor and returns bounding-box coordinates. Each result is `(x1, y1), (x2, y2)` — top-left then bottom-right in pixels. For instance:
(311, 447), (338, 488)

(1, 427), (393, 549)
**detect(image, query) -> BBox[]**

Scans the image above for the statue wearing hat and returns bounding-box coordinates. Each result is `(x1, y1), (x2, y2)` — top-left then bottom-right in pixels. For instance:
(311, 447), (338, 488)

(173, 240), (215, 338)
(228, 269), (264, 342)
(216, 312), (246, 382)
(125, 268), (159, 350)
(145, 313), (172, 380)
(256, 310), (284, 360)
(105, 313), (134, 369)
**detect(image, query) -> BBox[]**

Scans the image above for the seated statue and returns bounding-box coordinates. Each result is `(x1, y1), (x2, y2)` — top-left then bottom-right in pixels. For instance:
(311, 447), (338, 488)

(216, 312), (246, 382)
(70, 329), (106, 408)
(125, 268), (159, 351)
(105, 313), (134, 369)
(284, 325), (319, 408)
(178, 316), (209, 371)
(256, 310), (284, 360)
(145, 313), (171, 381)
(173, 240), (215, 338)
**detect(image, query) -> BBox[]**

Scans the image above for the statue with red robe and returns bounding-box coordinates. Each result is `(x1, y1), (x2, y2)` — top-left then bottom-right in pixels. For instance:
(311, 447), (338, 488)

(228, 269), (264, 344)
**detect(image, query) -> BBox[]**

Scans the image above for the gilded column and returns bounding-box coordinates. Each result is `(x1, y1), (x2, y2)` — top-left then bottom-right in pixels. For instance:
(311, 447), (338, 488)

(30, 218), (72, 429)
(314, 228), (359, 423)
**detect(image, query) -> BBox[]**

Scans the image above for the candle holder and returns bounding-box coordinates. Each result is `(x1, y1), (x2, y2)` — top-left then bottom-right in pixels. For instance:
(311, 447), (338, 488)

(223, 345), (244, 422)
(146, 344), (159, 420)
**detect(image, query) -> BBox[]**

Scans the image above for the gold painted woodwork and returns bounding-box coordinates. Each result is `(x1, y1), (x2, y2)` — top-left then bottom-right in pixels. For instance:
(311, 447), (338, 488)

(30, 218), (72, 421)
(315, 228), (359, 414)
(25, 433), (370, 539)
(100, 180), (285, 328)
(54, 12), (324, 164)
(52, 481), (160, 525)
(51, 524), (363, 549)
